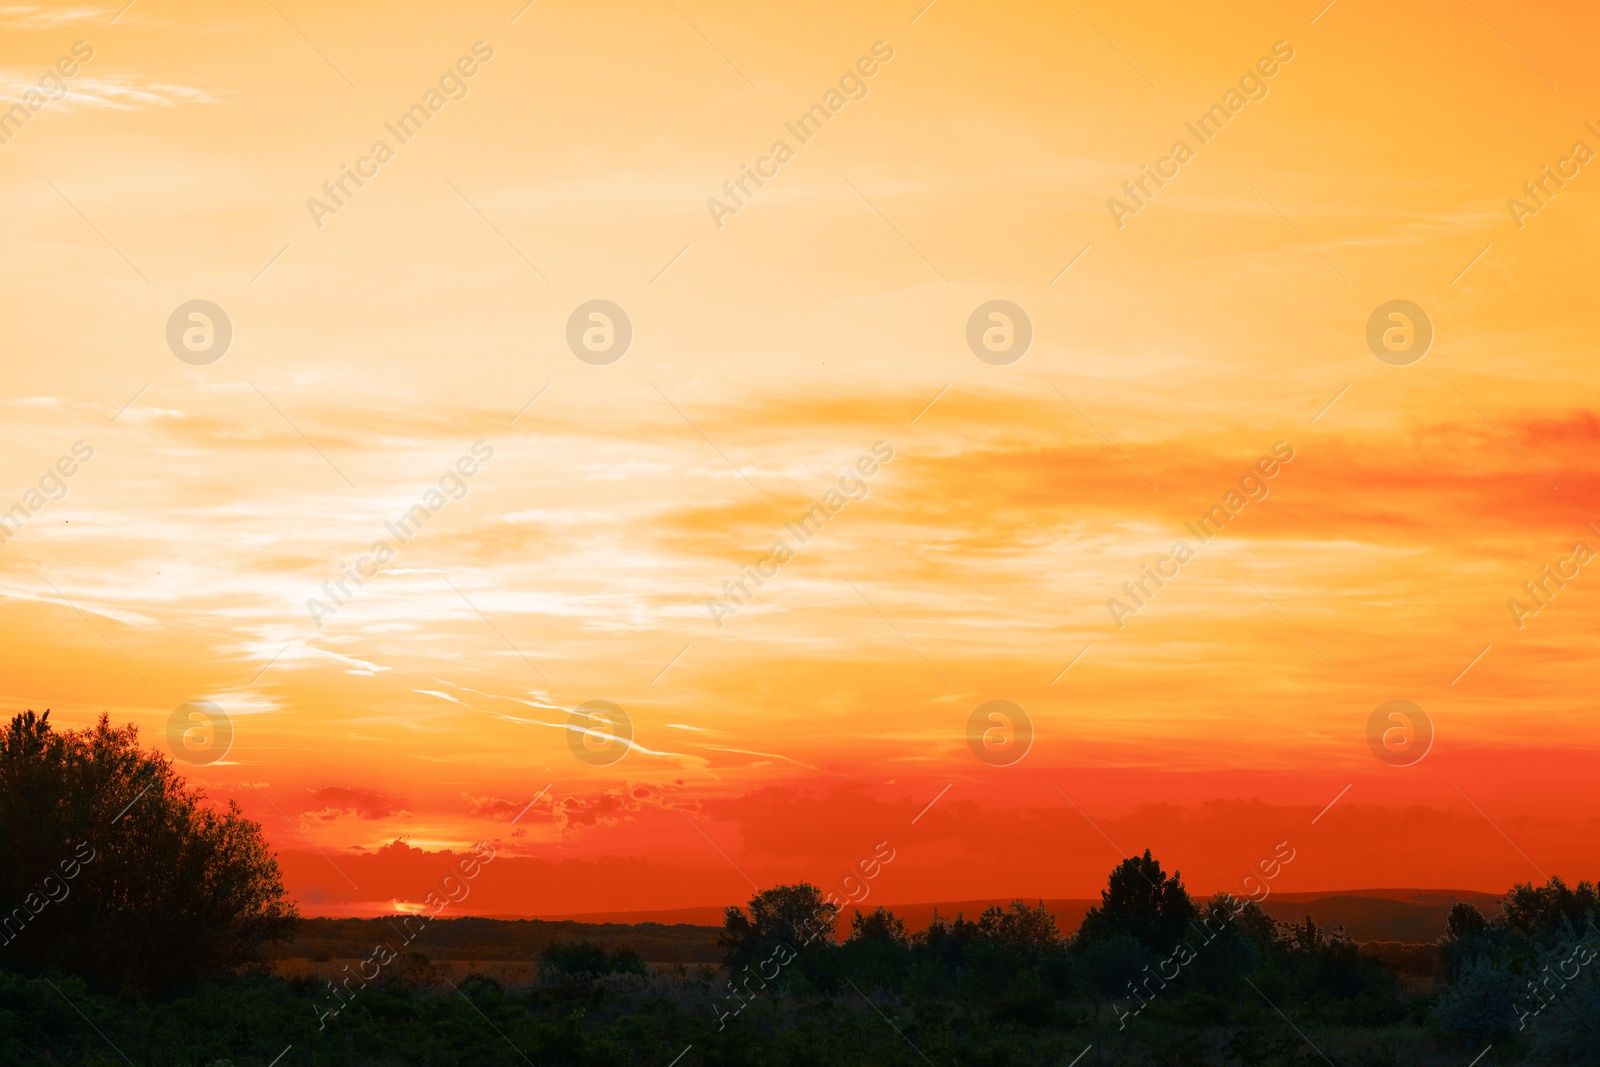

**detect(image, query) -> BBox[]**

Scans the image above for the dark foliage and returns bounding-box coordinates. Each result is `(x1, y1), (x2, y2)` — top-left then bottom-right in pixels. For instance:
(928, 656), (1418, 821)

(1076, 849), (1200, 956)
(0, 710), (297, 996)
(8, 752), (1592, 1067)
(539, 940), (648, 981)
(1434, 874), (1600, 1058)
(716, 881), (836, 972)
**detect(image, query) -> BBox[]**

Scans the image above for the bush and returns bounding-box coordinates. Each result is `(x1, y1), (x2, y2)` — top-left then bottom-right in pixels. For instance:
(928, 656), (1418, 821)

(539, 939), (647, 981)
(0, 711), (296, 996)
(1434, 955), (1518, 1045)
(1519, 932), (1600, 1064)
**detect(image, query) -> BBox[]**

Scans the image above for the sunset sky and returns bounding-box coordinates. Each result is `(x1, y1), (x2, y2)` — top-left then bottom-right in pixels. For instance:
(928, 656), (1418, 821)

(1, 0), (1596, 919)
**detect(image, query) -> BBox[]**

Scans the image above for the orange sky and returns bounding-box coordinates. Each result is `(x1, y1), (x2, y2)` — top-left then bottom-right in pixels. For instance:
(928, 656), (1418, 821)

(2, 0), (1596, 919)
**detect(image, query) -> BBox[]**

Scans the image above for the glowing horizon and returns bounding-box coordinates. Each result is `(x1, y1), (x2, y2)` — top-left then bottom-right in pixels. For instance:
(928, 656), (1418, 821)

(2, 0), (1596, 920)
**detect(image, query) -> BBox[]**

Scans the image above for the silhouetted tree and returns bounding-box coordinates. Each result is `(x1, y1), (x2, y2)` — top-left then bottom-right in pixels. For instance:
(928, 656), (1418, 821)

(1282, 914), (1340, 953)
(1501, 877), (1599, 937)
(1186, 894), (1272, 997)
(1444, 901), (1488, 941)
(833, 907), (913, 993)
(719, 882), (837, 970)
(977, 899), (1063, 957)
(1076, 849), (1198, 956)
(0, 710), (296, 996)
(1435, 955), (1519, 1045)
(847, 906), (909, 946)
(1078, 932), (1146, 1052)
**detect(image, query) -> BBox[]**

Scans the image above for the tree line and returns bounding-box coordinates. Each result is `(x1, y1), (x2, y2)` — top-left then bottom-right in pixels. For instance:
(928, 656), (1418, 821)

(4, 709), (1598, 1064)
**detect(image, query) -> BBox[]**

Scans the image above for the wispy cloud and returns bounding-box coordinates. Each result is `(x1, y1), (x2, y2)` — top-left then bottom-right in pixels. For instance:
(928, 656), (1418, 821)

(0, 74), (219, 110)
(0, 5), (107, 28)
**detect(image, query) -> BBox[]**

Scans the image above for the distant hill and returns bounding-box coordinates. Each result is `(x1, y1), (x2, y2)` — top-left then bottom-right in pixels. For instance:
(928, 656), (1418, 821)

(280, 889), (1503, 963)
(271, 916), (722, 965)
(1260, 889), (1502, 944)
(537, 888), (1503, 946)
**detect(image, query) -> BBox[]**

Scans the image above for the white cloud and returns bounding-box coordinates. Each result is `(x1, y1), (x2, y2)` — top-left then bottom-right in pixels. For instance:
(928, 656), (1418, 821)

(0, 5), (107, 28)
(0, 74), (218, 111)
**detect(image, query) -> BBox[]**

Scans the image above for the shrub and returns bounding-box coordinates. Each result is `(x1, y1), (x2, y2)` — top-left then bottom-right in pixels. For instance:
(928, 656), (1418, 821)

(0, 711), (296, 996)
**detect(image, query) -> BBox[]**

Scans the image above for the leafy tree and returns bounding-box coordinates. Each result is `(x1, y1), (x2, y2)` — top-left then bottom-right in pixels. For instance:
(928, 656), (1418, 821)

(1282, 914), (1343, 953)
(1186, 894), (1271, 997)
(1501, 877), (1599, 937)
(1076, 849), (1198, 956)
(1078, 932), (1146, 1049)
(847, 906), (909, 946)
(1444, 901), (1488, 941)
(719, 883), (837, 970)
(977, 899), (1063, 957)
(832, 907), (913, 993)
(1435, 954), (1519, 1045)
(1440, 901), (1505, 981)
(0, 710), (296, 996)
(1522, 930), (1600, 1065)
